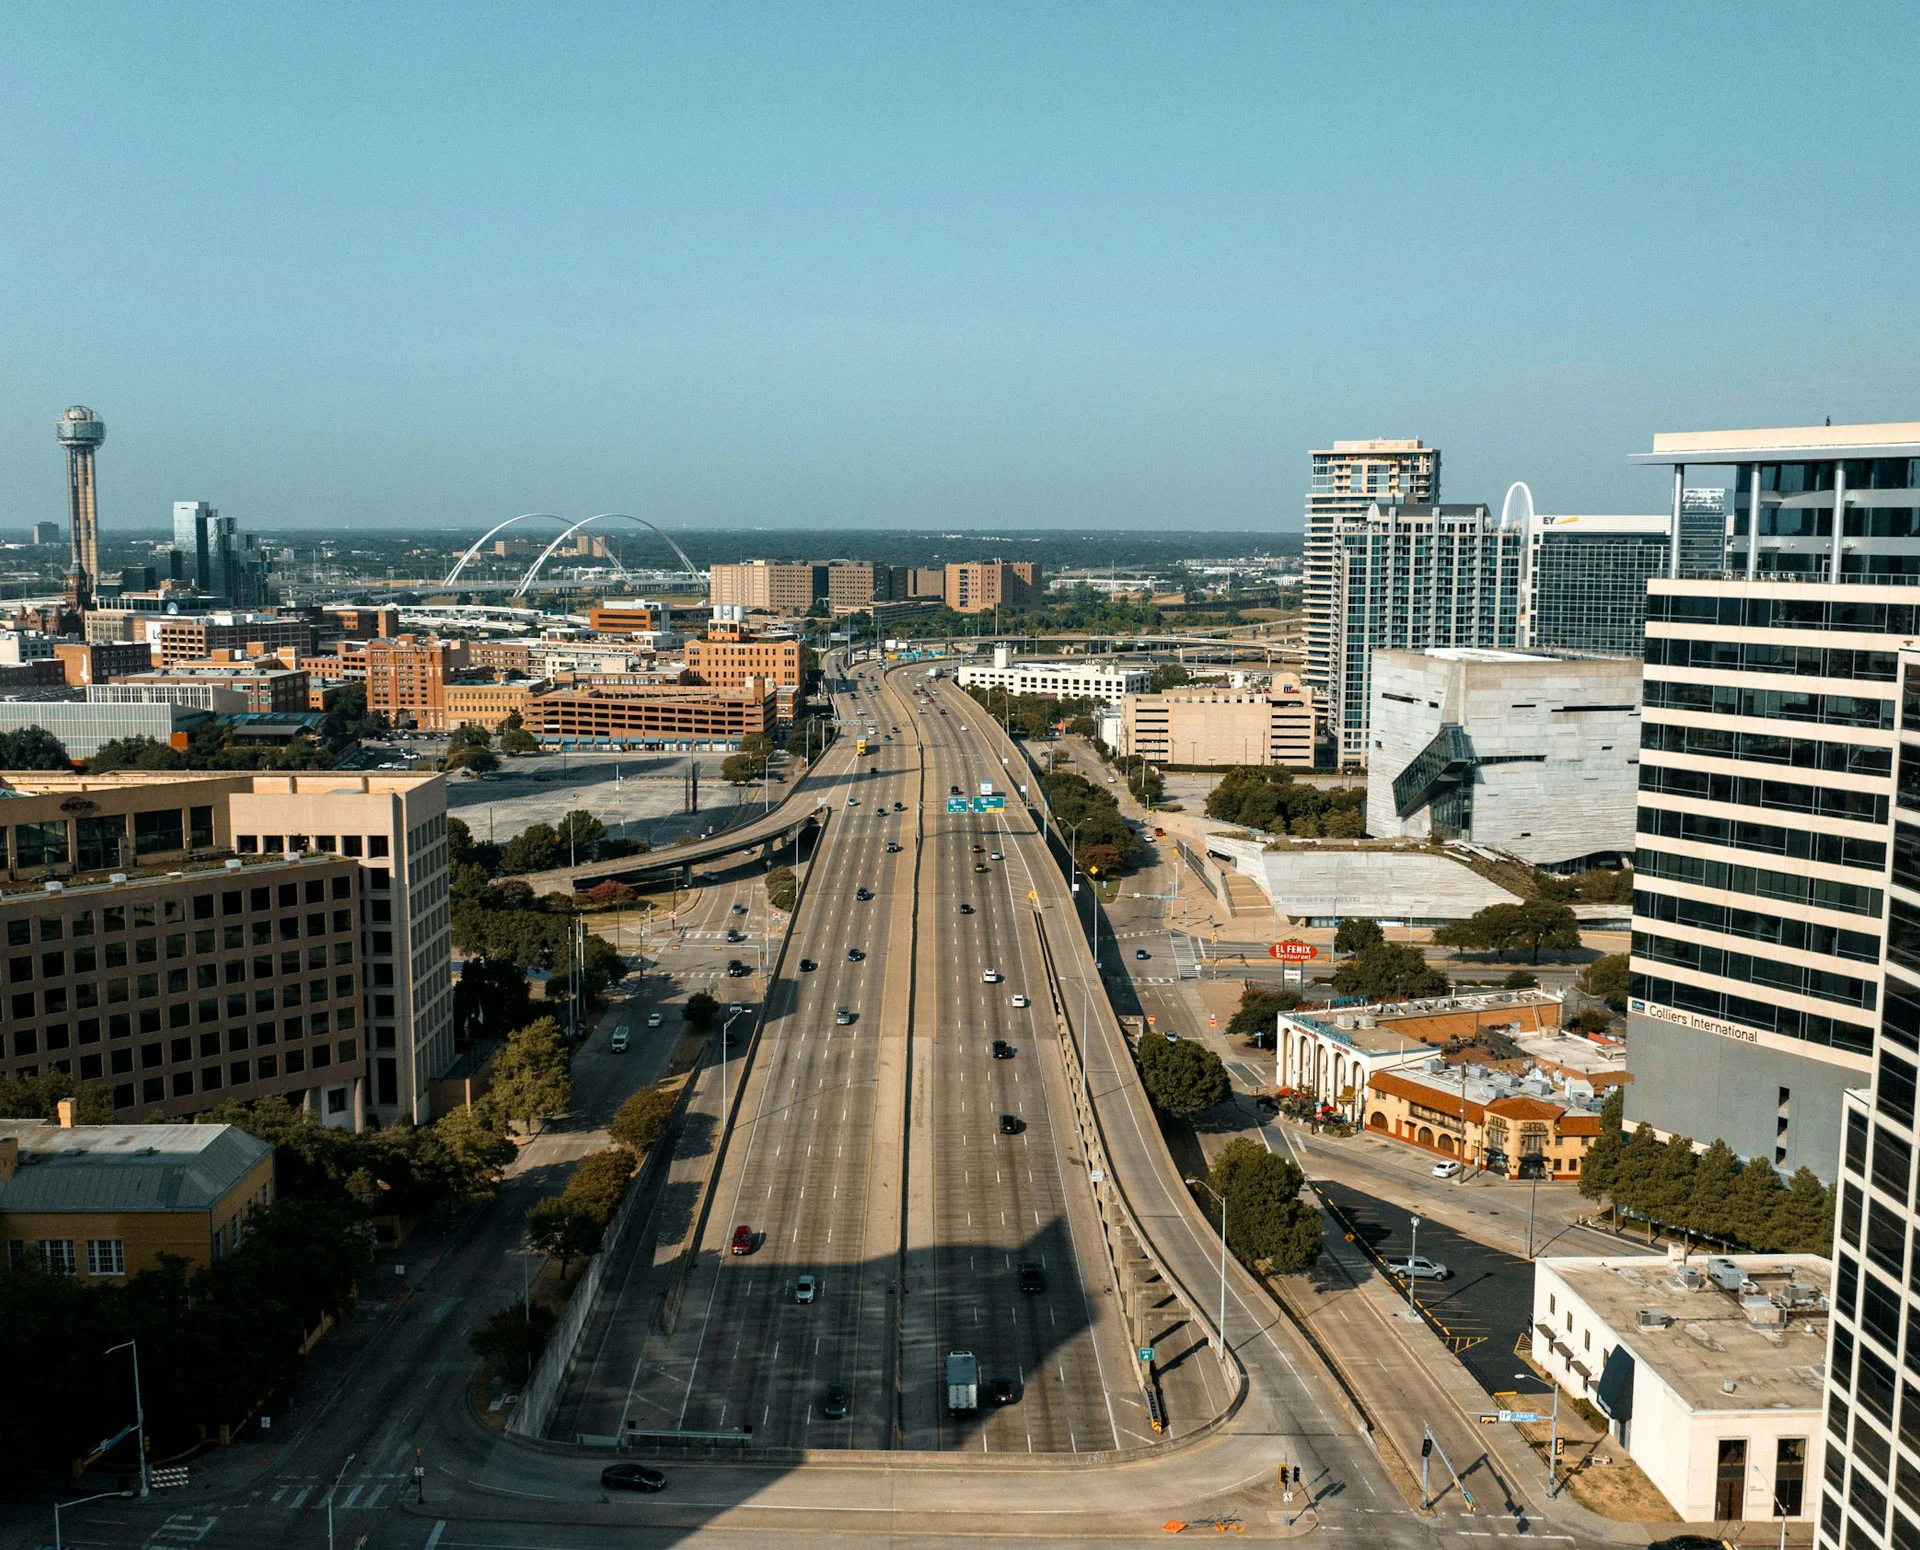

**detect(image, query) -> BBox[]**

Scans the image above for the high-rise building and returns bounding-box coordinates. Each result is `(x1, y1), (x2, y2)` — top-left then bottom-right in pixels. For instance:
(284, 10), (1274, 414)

(28, 522), (60, 546)
(1524, 512), (1674, 654)
(55, 407), (105, 610)
(1304, 440), (1439, 691)
(1625, 422), (1920, 1184)
(1817, 642), (1920, 1550)
(173, 501), (213, 591)
(943, 560), (1043, 614)
(1326, 503), (1522, 766)
(708, 561), (826, 614)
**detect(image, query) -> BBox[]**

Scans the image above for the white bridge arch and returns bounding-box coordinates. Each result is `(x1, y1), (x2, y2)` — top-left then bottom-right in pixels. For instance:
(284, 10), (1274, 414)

(444, 514), (567, 585)
(512, 514), (699, 599)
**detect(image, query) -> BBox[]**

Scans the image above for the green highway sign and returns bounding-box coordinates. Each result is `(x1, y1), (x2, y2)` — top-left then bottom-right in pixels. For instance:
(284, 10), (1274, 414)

(946, 798), (969, 812)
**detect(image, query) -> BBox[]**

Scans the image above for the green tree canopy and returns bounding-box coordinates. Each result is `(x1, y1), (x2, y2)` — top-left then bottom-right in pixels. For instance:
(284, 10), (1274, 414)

(1207, 1136), (1322, 1273)
(1227, 987), (1302, 1041)
(0, 725), (71, 770)
(1578, 953), (1630, 1009)
(1329, 942), (1448, 1002)
(1333, 917), (1383, 956)
(526, 1196), (603, 1280)
(470, 1302), (555, 1381)
(555, 809), (606, 856)
(499, 822), (562, 874)
(610, 1085), (677, 1154)
(684, 990), (719, 1029)
(1137, 1032), (1231, 1118)
(485, 1017), (573, 1133)
(765, 865), (798, 912)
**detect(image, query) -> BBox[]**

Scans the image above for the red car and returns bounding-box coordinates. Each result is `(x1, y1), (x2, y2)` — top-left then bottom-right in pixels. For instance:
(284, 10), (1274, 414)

(730, 1225), (753, 1256)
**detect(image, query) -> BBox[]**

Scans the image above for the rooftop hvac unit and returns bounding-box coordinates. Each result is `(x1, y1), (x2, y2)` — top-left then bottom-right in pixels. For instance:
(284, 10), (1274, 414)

(1742, 1296), (1787, 1328)
(1706, 1257), (1746, 1293)
(1636, 1309), (1674, 1329)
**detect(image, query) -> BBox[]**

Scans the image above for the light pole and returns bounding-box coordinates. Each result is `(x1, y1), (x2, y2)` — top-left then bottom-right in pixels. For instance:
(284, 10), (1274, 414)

(1409, 1215), (1421, 1281)
(54, 1490), (132, 1549)
(326, 1451), (356, 1550)
(103, 1339), (149, 1497)
(721, 1009), (747, 1129)
(1185, 1176), (1229, 1358)
(1519, 1372), (1562, 1497)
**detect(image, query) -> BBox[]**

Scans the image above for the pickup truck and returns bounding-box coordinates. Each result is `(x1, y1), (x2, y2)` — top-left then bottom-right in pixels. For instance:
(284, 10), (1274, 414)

(945, 1350), (978, 1414)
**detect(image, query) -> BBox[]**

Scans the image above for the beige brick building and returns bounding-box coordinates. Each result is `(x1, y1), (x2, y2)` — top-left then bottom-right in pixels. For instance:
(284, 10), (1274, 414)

(945, 560), (1043, 614)
(709, 561), (825, 614)
(1118, 679), (1316, 767)
(444, 679), (537, 731)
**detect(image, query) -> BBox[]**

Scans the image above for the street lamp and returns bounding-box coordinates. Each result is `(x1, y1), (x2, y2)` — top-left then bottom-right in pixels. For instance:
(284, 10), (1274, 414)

(327, 1451), (357, 1550)
(1185, 1176), (1229, 1358)
(1517, 1372), (1562, 1498)
(54, 1490), (133, 1549)
(102, 1339), (149, 1497)
(721, 1009), (748, 1129)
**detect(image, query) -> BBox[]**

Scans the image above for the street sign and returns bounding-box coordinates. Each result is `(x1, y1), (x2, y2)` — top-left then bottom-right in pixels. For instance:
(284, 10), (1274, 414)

(972, 795), (1005, 812)
(1138, 1347), (1155, 1363)
(1498, 1409), (1541, 1424)
(946, 797), (968, 813)
(1271, 940), (1317, 962)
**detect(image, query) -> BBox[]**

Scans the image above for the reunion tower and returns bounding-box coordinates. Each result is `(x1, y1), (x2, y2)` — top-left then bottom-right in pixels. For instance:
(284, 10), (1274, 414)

(56, 405), (105, 610)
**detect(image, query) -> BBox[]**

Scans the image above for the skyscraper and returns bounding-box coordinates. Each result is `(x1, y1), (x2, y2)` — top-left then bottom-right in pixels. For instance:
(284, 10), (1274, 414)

(1304, 440), (1439, 692)
(1326, 501), (1522, 766)
(55, 406), (105, 610)
(1625, 421), (1920, 1183)
(173, 500), (213, 590)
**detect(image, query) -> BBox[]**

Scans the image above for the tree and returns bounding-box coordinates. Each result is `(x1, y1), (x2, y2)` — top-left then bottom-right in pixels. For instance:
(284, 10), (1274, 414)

(561, 1147), (636, 1226)
(0, 726), (70, 770)
(449, 724), (492, 751)
(454, 956), (533, 1043)
(428, 1105), (517, 1203)
(1641, 1133), (1699, 1235)
(1208, 1137), (1322, 1273)
(1511, 901), (1581, 963)
(1137, 1032), (1230, 1118)
(501, 726), (538, 755)
(0, 1070), (114, 1124)
(1334, 917), (1383, 956)
(444, 745), (500, 774)
(555, 809), (606, 857)
(1685, 1139), (1742, 1245)
(525, 1197), (603, 1280)
(1578, 1089), (1625, 1206)
(486, 1017), (572, 1133)
(1329, 942), (1448, 1002)
(499, 822), (561, 874)
(765, 866), (798, 913)
(1608, 1121), (1667, 1228)
(470, 1302), (556, 1380)
(1146, 663), (1191, 692)
(1774, 1168), (1835, 1255)
(85, 735), (186, 772)
(721, 753), (761, 785)
(684, 990), (719, 1029)
(1227, 987), (1302, 1042)
(610, 1086), (677, 1154)
(1578, 953), (1630, 1010)
(1726, 1154), (1784, 1249)
(1079, 843), (1125, 877)
(1503, 969), (1539, 989)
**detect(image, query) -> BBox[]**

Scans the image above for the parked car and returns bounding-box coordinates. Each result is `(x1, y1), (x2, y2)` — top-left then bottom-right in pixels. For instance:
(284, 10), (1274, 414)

(601, 1463), (667, 1492)
(1431, 1159), (1461, 1180)
(1390, 1255), (1450, 1281)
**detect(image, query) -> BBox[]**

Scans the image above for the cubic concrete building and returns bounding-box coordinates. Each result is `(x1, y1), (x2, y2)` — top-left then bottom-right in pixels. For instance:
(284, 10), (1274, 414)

(1625, 422), (1920, 1183)
(955, 645), (1147, 703)
(1117, 679), (1315, 767)
(1203, 833), (1524, 925)
(1365, 648), (1642, 868)
(1327, 502), (1524, 766)
(56, 406), (105, 610)
(1816, 640), (1920, 1550)
(1535, 1255), (1825, 1528)
(1304, 439), (1439, 692)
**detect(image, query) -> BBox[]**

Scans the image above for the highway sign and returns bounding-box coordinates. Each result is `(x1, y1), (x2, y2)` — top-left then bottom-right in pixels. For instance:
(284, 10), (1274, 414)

(946, 798), (968, 813)
(1138, 1347), (1155, 1362)
(972, 795), (1005, 811)
(1271, 940), (1317, 962)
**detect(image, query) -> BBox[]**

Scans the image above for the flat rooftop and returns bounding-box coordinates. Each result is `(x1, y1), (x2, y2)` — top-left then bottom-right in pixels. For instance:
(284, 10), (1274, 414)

(1423, 647), (1557, 663)
(1545, 1254), (1831, 1414)
(1517, 1030), (1628, 1076)
(0, 1120), (269, 1214)
(1286, 991), (1564, 1057)
(1633, 422), (1920, 463)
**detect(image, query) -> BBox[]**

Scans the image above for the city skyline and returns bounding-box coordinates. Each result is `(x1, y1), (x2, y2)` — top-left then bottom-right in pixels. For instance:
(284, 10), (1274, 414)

(3, 3), (1914, 531)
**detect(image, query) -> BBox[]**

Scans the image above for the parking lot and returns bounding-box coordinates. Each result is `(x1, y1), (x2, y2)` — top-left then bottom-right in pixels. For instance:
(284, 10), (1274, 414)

(441, 750), (769, 848)
(1314, 1180), (1550, 1399)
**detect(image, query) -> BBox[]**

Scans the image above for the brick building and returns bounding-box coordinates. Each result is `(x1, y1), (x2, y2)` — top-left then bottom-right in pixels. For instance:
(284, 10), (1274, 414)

(147, 614), (321, 669)
(53, 641), (153, 687)
(945, 560), (1043, 613)
(332, 637), (470, 731)
(525, 684), (775, 749)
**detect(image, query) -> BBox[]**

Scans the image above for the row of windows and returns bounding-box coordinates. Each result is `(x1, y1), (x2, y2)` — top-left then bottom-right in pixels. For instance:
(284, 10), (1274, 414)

(1635, 845), (1884, 917)
(231, 835), (389, 860)
(5, 921), (355, 981)
(1634, 929), (1877, 1010)
(1637, 803), (1886, 872)
(6, 1238), (123, 1277)
(5, 969), (354, 1027)
(1, 876), (353, 947)
(1647, 592), (1920, 632)
(1643, 676), (1894, 730)
(1644, 636), (1900, 682)
(5, 1005), (356, 1063)
(1633, 887), (1880, 964)
(1638, 763), (1889, 826)
(1629, 969), (1875, 1054)
(0, 806), (215, 871)
(1640, 719), (1891, 777)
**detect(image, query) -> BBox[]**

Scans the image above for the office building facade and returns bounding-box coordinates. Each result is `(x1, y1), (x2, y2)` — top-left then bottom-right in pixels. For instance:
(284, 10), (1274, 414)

(1366, 648), (1642, 867)
(1327, 503), (1522, 766)
(1525, 512), (1678, 656)
(1304, 439), (1439, 692)
(1117, 681), (1316, 768)
(955, 646), (1147, 703)
(1816, 643), (1920, 1550)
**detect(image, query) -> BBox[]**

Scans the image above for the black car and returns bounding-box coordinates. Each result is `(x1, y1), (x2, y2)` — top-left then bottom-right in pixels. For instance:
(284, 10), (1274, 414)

(1018, 1263), (1045, 1294)
(1645, 1540), (1727, 1550)
(998, 1113), (1022, 1135)
(958, 902), (973, 914)
(820, 1383), (851, 1419)
(886, 841), (902, 853)
(602, 1463), (667, 1493)
(992, 1039), (1013, 1059)
(847, 947), (866, 962)
(799, 958), (817, 972)
(725, 928), (744, 943)
(892, 800), (904, 811)
(1134, 949), (1150, 961)
(950, 785), (961, 795)
(726, 960), (750, 977)
(854, 888), (873, 901)
(990, 1378), (1017, 1406)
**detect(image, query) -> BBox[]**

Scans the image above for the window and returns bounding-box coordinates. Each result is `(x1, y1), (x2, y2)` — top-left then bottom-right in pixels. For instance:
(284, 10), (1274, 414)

(86, 1239), (124, 1277)
(37, 1240), (75, 1275)
(132, 809), (184, 855)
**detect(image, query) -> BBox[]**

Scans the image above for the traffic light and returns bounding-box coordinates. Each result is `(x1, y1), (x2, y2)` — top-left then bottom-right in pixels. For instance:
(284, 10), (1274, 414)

(1420, 1436), (1433, 1459)
(1291, 1465), (1301, 1485)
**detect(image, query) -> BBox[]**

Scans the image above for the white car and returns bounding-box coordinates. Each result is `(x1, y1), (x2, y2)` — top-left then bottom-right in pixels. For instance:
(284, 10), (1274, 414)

(1431, 1159), (1460, 1179)
(982, 969), (1002, 984)
(1011, 993), (1029, 1008)
(609, 1029), (630, 1054)
(989, 851), (1004, 861)
(646, 1011), (663, 1028)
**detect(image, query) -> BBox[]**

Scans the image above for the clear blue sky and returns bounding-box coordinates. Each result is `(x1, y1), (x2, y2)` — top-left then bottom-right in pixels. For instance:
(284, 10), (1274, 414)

(2, 1), (1913, 535)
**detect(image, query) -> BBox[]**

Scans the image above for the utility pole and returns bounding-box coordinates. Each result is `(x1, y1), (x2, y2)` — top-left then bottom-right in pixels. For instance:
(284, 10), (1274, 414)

(103, 1340), (149, 1497)
(326, 1451), (356, 1550)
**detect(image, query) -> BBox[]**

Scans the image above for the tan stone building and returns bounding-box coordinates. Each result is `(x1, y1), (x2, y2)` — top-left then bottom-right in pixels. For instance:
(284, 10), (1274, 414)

(944, 560), (1043, 613)
(444, 679), (537, 731)
(0, 1113), (273, 1279)
(1362, 1064), (1603, 1180)
(1118, 679), (1315, 767)
(709, 561), (825, 614)
(0, 771), (451, 1128)
(526, 684), (775, 749)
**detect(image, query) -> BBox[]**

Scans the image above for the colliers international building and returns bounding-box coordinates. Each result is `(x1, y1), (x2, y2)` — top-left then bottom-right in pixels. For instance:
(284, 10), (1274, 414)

(1626, 422), (1920, 1184)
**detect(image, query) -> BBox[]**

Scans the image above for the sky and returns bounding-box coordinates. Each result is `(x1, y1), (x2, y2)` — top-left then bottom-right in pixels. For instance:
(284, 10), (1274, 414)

(2, 1), (1915, 537)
